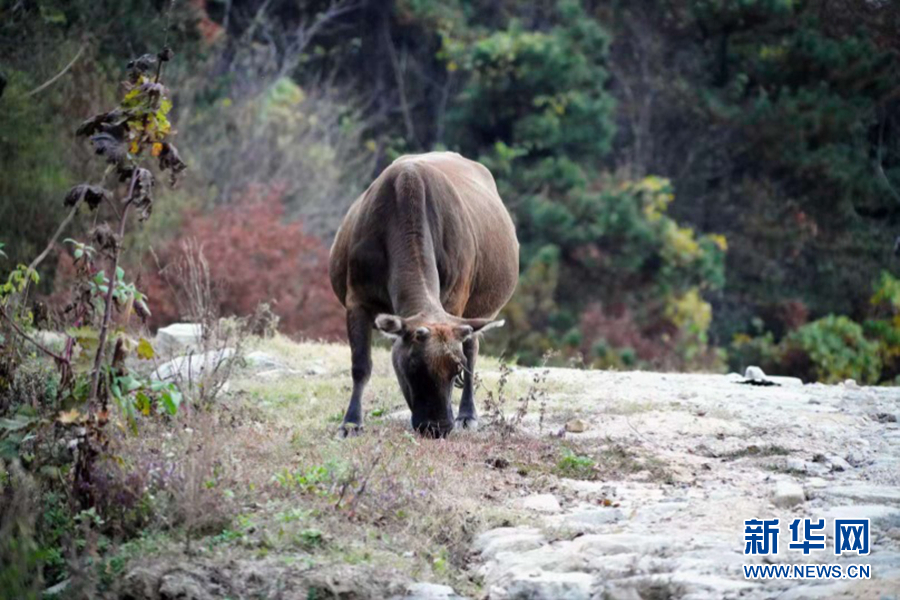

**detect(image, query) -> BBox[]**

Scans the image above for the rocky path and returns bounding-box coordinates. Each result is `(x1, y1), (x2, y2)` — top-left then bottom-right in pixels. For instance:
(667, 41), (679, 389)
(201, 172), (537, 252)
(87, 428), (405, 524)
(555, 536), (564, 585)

(469, 369), (900, 600)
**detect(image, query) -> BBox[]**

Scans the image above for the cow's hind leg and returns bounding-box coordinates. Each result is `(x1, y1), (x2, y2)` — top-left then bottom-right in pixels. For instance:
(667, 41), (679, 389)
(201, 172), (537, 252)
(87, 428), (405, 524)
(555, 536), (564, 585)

(456, 336), (479, 429)
(340, 307), (372, 437)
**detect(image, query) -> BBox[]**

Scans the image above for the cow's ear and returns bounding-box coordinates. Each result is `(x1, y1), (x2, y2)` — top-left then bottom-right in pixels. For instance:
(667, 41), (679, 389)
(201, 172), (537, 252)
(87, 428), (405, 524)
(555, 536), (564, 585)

(374, 314), (405, 338)
(464, 318), (505, 335)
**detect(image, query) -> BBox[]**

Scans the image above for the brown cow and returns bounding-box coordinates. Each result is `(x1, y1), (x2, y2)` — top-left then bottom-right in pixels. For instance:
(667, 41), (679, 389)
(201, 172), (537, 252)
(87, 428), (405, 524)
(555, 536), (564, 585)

(329, 152), (519, 437)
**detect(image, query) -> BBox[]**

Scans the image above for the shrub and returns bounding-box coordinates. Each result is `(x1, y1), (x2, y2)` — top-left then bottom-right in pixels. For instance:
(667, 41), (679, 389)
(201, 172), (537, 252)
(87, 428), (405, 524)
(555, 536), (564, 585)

(864, 271), (900, 382)
(781, 315), (881, 384)
(143, 186), (345, 341)
(579, 303), (664, 369)
(728, 332), (780, 375)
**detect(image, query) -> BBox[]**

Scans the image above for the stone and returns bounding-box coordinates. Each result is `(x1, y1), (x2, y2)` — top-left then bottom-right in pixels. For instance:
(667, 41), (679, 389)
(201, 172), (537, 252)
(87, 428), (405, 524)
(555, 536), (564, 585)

(34, 330), (67, 353)
(255, 368), (303, 380)
(668, 572), (757, 595)
(565, 418), (589, 433)
(744, 366), (767, 382)
(491, 570), (594, 600)
(153, 348), (235, 382)
(400, 582), (466, 599)
(822, 484), (900, 504)
(42, 578), (70, 599)
(818, 504), (900, 523)
(305, 363), (327, 376)
(155, 323), (203, 355)
(569, 533), (667, 557)
(244, 350), (285, 370)
(767, 376), (803, 386)
(554, 507), (624, 530)
(516, 493), (562, 513)
(772, 480), (805, 508)
(594, 582), (643, 600)
(843, 378), (859, 388)
(475, 527), (546, 560)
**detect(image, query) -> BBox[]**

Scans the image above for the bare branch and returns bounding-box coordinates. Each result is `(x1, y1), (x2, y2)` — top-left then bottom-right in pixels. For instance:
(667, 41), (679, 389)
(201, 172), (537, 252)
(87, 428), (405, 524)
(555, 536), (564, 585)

(25, 44), (85, 97)
(0, 305), (68, 364)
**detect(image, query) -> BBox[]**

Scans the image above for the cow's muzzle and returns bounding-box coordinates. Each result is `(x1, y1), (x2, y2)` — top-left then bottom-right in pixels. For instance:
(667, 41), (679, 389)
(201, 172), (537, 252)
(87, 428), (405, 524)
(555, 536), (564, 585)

(412, 418), (454, 438)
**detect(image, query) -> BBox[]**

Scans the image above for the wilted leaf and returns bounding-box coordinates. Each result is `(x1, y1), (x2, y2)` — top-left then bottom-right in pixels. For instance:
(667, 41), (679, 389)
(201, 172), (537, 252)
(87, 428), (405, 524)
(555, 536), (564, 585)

(131, 168), (154, 221)
(64, 184), (112, 210)
(127, 54), (157, 76)
(140, 81), (168, 98)
(137, 338), (155, 360)
(57, 409), (83, 424)
(76, 108), (126, 137)
(151, 142), (163, 157)
(90, 131), (128, 165)
(158, 143), (187, 187)
(92, 223), (120, 253)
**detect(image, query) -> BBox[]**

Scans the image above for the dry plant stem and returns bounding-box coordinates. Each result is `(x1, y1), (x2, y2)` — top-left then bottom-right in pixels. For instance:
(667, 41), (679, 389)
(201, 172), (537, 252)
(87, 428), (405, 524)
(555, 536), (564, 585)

(26, 199), (82, 275)
(89, 175), (137, 404)
(0, 305), (68, 364)
(20, 166), (113, 304)
(17, 196), (84, 309)
(25, 43), (86, 97)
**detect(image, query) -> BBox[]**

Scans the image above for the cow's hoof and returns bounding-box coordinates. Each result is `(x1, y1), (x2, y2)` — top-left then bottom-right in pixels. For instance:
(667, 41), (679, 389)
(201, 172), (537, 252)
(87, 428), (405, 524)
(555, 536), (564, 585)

(338, 423), (364, 438)
(455, 415), (478, 430)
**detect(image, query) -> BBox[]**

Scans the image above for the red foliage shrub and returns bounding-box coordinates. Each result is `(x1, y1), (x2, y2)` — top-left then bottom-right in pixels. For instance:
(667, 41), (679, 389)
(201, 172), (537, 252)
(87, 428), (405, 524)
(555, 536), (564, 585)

(579, 303), (668, 367)
(142, 186), (345, 340)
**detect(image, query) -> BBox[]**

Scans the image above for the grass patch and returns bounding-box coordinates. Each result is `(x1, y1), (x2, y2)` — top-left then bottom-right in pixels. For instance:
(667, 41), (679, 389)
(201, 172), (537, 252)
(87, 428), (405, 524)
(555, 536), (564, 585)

(54, 337), (656, 597)
(552, 442), (673, 483)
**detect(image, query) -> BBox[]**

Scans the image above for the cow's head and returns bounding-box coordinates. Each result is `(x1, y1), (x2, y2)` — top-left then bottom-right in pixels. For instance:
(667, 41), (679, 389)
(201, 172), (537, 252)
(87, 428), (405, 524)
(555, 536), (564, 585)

(374, 313), (504, 437)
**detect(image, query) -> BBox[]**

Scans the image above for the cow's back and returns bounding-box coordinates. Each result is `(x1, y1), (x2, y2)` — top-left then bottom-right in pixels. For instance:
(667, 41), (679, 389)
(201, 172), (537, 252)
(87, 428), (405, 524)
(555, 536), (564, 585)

(329, 152), (518, 319)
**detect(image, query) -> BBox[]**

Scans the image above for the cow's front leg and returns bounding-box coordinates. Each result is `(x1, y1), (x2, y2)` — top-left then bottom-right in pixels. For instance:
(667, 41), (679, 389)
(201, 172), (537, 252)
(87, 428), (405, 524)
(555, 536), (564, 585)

(340, 307), (372, 437)
(456, 336), (479, 429)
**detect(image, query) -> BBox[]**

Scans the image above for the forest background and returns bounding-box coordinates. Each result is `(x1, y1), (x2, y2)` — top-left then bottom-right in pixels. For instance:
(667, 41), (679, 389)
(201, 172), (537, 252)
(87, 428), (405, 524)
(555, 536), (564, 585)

(3, 0), (900, 384)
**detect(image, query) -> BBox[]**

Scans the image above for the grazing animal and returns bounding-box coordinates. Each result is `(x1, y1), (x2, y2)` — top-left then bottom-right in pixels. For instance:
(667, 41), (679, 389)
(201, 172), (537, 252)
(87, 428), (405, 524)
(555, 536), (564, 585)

(329, 152), (519, 437)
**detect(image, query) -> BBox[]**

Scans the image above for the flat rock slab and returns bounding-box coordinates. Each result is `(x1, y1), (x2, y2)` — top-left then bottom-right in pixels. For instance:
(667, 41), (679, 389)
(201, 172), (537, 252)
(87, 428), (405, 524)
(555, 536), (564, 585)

(390, 582), (468, 600)
(548, 506), (625, 531)
(153, 348), (235, 382)
(820, 484), (900, 504)
(475, 527), (547, 560)
(772, 480), (806, 508)
(514, 493), (562, 513)
(468, 367), (900, 600)
(490, 570), (594, 600)
(155, 323), (203, 355)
